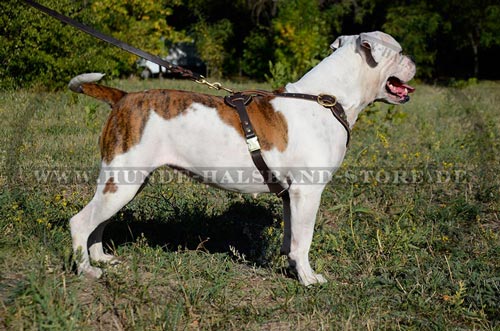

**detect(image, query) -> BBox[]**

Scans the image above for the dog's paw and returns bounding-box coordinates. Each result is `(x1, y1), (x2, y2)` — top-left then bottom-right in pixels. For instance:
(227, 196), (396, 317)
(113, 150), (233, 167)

(312, 273), (327, 284)
(92, 253), (120, 265)
(79, 265), (103, 279)
(299, 272), (327, 286)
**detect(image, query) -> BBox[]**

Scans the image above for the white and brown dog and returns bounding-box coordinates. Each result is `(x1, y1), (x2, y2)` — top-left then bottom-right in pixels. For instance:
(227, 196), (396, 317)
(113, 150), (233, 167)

(69, 31), (415, 286)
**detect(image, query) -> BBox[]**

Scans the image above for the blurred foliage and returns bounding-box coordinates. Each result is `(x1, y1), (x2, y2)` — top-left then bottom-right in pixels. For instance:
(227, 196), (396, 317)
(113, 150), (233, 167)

(0, 0), (185, 90)
(191, 18), (233, 78)
(90, 0), (187, 75)
(384, 0), (500, 79)
(383, 3), (441, 79)
(241, 28), (273, 80)
(268, 0), (329, 87)
(1, 0), (499, 89)
(0, 0), (111, 90)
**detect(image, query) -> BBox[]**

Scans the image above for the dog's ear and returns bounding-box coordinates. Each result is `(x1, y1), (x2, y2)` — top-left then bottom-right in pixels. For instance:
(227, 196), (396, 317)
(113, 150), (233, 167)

(359, 32), (387, 64)
(359, 31), (402, 64)
(330, 35), (358, 51)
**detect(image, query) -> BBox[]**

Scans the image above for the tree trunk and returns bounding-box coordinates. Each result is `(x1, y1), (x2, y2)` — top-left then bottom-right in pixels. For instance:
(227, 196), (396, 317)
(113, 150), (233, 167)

(468, 32), (479, 77)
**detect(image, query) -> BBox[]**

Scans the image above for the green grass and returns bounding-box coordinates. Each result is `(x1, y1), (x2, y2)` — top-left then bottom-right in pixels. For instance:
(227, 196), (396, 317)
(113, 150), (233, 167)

(1, 77), (499, 330)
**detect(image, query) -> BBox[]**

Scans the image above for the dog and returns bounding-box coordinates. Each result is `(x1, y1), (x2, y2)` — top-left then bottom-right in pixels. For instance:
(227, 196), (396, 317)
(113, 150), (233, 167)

(68, 31), (415, 286)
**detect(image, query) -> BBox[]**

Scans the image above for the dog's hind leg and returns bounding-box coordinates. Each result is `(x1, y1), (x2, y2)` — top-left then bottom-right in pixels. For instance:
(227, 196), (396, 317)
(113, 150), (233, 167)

(287, 187), (327, 286)
(70, 168), (149, 278)
(88, 171), (152, 264)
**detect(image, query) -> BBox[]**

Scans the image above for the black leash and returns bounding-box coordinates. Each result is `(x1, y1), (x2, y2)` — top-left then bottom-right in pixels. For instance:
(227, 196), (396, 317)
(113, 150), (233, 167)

(22, 0), (205, 82)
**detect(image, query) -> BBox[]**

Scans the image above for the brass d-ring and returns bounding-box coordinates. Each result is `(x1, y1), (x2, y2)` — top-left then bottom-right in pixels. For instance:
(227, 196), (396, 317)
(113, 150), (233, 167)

(317, 94), (337, 107)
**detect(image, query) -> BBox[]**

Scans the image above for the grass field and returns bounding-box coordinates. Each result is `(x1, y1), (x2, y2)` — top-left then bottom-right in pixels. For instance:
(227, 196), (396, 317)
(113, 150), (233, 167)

(0, 77), (499, 330)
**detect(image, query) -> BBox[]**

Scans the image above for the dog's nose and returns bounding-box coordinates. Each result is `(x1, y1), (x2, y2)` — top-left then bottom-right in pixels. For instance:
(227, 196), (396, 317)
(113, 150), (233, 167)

(406, 54), (415, 63)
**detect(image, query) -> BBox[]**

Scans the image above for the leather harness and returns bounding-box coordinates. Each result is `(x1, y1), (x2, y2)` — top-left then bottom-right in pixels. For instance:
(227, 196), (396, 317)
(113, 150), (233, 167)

(224, 91), (350, 197)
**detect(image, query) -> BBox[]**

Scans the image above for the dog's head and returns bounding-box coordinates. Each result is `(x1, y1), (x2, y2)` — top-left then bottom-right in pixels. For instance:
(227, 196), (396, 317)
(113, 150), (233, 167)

(331, 31), (416, 104)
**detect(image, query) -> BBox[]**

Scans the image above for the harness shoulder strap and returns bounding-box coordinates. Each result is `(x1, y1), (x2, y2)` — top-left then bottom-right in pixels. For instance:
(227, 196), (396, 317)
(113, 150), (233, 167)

(237, 91), (351, 146)
(275, 92), (351, 146)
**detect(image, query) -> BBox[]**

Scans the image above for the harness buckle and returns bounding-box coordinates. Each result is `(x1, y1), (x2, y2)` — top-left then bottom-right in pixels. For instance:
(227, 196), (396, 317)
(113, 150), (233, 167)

(246, 136), (261, 152)
(317, 94), (337, 107)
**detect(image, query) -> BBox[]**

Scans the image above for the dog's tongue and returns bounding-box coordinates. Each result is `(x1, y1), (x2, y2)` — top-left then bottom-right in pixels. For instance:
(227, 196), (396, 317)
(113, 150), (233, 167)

(387, 78), (415, 98)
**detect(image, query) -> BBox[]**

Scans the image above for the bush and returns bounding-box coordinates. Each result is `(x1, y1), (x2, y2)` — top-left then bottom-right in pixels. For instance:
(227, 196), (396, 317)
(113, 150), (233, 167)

(192, 19), (233, 78)
(267, 0), (329, 86)
(0, 0), (185, 90)
(0, 0), (117, 90)
(241, 29), (273, 80)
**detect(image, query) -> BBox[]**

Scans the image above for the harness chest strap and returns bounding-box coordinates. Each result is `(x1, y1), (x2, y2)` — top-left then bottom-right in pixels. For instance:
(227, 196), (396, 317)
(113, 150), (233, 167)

(224, 92), (350, 197)
(225, 93), (289, 196)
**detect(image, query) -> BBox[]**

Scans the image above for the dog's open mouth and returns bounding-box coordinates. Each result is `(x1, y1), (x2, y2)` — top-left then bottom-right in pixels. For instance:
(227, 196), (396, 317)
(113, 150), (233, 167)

(386, 76), (415, 103)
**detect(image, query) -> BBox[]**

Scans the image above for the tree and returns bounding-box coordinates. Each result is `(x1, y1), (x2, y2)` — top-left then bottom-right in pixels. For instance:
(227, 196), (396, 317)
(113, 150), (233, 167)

(383, 0), (500, 79)
(2, 0), (499, 88)
(91, 0), (187, 72)
(268, 0), (329, 86)
(0, 0), (185, 89)
(439, 0), (500, 77)
(383, 2), (441, 79)
(191, 19), (233, 78)
(241, 28), (274, 80)
(0, 0), (109, 89)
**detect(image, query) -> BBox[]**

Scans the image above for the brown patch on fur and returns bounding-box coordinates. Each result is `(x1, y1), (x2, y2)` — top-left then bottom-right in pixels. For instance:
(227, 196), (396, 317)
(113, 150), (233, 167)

(81, 83), (127, 106)
(154, 90), (289, 151)
(149, 90), (211, 120)
(217, 96), (289, 152)
(103, 177), (118, 194)
(98, 89), (288, 164)
(99, 92), (153, 163)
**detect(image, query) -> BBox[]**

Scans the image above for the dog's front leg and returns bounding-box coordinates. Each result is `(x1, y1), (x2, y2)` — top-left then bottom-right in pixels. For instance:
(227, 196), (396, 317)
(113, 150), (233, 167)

(70, 168), (149, 278)
(88, 221), (118, 263)
(286, 187), (327, 286)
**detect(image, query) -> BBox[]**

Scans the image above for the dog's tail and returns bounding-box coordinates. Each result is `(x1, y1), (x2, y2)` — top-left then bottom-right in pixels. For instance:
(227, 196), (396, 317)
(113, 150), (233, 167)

(68, 73), (127, 106)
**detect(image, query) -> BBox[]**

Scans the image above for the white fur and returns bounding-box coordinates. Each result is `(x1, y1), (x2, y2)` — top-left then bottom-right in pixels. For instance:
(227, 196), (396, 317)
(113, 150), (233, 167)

(69, 31), (416, 286)
(68, 72), (105, 92)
